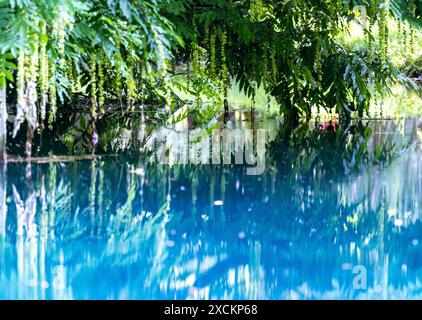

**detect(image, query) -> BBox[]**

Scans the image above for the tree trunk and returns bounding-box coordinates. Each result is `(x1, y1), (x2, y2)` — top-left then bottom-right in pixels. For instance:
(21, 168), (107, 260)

(284, 107), (299, 126)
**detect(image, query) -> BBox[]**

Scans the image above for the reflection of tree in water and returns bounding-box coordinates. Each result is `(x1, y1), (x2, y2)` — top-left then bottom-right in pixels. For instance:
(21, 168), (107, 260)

(0, 119), (421, 299)
(269, 119), (418, 176)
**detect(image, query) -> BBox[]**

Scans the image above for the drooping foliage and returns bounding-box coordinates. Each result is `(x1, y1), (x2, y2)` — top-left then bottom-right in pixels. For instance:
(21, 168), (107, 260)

(0, 0), (184, 156)
(0, 0), (421, 157)
(168, 0), (421, 120)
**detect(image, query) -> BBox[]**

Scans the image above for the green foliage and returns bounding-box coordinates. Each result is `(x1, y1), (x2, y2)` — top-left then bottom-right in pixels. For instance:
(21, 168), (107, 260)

(0, 0), (421, 156)
(169, 0), (420, 120)
(0, 0), (180, 128)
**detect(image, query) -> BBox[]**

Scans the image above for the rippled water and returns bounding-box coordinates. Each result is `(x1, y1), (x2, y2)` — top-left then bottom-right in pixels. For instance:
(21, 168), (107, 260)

(0, 118), (421, 299)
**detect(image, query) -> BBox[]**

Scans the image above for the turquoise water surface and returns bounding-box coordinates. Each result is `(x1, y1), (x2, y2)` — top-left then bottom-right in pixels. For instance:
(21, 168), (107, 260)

(0, 118), (421, 299)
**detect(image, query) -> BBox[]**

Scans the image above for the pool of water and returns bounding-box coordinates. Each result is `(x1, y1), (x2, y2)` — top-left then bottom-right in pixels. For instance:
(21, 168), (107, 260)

(0, 118), (421, 299)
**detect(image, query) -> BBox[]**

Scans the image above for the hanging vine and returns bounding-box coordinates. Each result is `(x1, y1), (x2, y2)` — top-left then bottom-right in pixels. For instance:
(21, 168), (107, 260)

(12, 49), (26, 138)
(262, 42), (269, 89)
(250, 0), (264, 22)
(220, 28), (229, 98)
(409, 4), (416, 56)
(25, 32), (39, 156)
(402, 20), (407, 55)
(16, 50), (25, 107)
(366, 18), (374, 61)
(39, 23), (48, 124)
(126, 52), (136, 111)
(90, 53), (97, 117)
(48, 61), (57, 128)
(97, 59), (105, 114)
(66, 60), (75, 94)
(114, 60), (123, 107)
(253, 46), (257, 99)
(378, 4), (388, 61)
(192, 16), (199, 80)
(367, 0), (379, 62)
(204, 24), (210, 56)
(209, 30), (216, 79)
(270, 43), (277, 86)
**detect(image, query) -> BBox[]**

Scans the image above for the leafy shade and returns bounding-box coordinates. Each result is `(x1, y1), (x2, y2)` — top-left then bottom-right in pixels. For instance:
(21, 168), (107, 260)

(0, 0), (421, 157)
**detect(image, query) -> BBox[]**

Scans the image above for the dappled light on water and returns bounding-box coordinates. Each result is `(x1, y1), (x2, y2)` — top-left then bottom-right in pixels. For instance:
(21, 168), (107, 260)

(0, 119), (421, 299)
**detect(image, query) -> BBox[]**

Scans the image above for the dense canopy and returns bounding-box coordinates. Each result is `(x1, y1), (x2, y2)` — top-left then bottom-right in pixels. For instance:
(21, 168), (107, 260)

(0, 0), (421, 158)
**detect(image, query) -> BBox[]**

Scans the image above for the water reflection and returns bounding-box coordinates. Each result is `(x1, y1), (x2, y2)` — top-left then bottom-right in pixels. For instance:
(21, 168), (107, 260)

(0, 118), (421, 299)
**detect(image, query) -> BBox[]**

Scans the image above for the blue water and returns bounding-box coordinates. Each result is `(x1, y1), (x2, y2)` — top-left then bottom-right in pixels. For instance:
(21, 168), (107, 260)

(0, 118), (421, 299)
